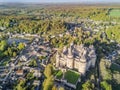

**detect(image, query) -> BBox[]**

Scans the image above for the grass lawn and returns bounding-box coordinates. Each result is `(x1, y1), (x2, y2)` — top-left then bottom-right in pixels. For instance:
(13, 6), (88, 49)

(64, 70), (80, 84)
(56, 70), (63, 79)
(109, 9), (120, 17)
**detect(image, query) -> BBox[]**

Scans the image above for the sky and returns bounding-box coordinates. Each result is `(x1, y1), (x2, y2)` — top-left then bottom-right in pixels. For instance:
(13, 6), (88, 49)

(1, 0), (120, 3)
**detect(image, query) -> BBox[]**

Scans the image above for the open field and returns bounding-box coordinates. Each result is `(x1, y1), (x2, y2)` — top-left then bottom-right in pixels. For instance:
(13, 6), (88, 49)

(109, 9), (120, 17)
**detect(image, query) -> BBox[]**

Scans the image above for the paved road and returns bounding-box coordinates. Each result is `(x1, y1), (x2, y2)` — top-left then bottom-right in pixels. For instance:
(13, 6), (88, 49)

(0, 59), (6, 65)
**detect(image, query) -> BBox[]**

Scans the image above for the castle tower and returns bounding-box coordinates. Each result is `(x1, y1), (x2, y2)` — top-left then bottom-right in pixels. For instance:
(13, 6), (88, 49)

(78, 47), (87, 74)
(66, 43), (74, 69)
(78, 62), (87, 74)
(68, 47), (73, 57)
(63, 46), (67, 54)
(79, 48), (87, 63)
(89, 45), (96, 67)
(90, 51), (96, 67)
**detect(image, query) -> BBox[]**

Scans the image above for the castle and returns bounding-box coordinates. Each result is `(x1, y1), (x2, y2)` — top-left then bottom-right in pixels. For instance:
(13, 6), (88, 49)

(56, 43), (96, 74)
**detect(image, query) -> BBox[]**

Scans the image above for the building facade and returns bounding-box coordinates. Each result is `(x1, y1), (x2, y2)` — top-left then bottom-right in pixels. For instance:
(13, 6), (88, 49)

(56, 43), (96, 74)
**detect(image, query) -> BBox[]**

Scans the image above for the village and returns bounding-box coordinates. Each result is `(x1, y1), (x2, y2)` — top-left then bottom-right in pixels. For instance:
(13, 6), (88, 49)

(0, 34), (55, 89)
(0, 18), (120, 90)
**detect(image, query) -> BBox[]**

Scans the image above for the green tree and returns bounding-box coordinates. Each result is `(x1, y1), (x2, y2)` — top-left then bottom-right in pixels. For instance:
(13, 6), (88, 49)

(13, 52), (17, 57)
(15, 80), (26, 90)
(18, 43), (25, 50)
(0, 40), (7, 51)
(101, 81), (112, 90)
(100, 60), (112, 80)
(8, 47), (12, 56)
(29, 59), (37, 67)
(82, 80), (93, 90)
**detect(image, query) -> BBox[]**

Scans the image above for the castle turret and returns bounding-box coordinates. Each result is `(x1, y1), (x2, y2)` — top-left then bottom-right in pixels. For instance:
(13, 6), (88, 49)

(78, 48), (87, 74)
(66, 43), (74, 69)
(89, 45), (96, 67)
(79, 48), (87, 62)
(67, 43), (73, 58)
(78, 62), (87, 74)
(67, 47), (73, 58)
(63, 46), (67, 54)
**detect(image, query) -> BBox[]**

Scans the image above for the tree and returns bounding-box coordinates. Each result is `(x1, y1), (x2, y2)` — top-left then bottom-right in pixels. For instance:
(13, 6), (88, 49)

(59, 87), (65, 90)
(100, 60), (112, 80)
(8, 47), (12, 56)
(82, 80), (93, 90)
(15, 80), (26, 90)
(101, 81), (112, 90)
(52, 85), (57, 90)
(43, 76), (54, 90)
(13, 52), (17, 57)
(29, 59), (37, 67)
(0, 40), (7, 51)
(43, 64), (54, 90)
(18, 43), (25, 50)
(44, 64), (53, 78)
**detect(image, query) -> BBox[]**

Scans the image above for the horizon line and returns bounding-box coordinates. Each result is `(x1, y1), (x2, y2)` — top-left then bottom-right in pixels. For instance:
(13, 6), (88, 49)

(0, 1), (120, 4)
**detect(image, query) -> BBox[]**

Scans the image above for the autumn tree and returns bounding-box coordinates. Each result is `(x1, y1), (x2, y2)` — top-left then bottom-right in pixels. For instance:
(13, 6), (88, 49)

(44, 64), (53, 78)
(43, 76), (54, 90)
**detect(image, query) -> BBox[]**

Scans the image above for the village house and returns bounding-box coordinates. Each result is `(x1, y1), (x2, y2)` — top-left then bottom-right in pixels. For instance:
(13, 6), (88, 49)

(33, 80), (40, 86)
(33, 70), (42, 77)
(16, 70), (24, 76)
(30, 68), (42, 78)
(20, 55), (28, 61)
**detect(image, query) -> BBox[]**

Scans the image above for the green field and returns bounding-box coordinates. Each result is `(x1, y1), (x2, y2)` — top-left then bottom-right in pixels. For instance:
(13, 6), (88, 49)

(109, 9), (120, 17)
